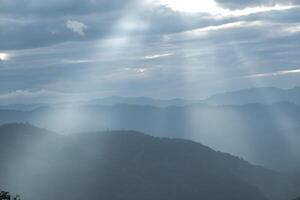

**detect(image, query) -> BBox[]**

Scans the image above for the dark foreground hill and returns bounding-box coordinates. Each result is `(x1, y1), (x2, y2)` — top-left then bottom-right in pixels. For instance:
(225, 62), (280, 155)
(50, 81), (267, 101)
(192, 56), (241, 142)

(0, 123), (298, 200)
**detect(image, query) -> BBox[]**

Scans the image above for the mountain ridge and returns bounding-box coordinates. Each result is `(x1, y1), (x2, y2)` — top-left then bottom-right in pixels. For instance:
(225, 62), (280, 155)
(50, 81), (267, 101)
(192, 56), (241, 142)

(0, 123), (298, 200)
(1, 86), (300, 110)
(204, 87), (300, 105)
(0, 102), (300, 172)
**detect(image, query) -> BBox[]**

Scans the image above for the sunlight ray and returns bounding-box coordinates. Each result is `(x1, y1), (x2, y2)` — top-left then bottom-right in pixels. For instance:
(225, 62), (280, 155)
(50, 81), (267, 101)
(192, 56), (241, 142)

(158, 0), (298, 16)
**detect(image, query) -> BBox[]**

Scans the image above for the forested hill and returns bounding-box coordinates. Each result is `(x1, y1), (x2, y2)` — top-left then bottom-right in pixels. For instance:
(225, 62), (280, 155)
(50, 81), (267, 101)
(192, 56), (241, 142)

(0, 123), (298, 200)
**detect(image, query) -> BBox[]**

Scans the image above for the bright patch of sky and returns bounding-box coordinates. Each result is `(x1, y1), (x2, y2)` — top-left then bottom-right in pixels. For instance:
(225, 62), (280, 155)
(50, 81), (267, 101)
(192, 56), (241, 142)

(158, 0), (298, 16)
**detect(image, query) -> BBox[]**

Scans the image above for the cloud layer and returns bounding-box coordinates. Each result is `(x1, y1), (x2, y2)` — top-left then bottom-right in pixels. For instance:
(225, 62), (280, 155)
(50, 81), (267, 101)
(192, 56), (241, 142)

(0, 0), (300, 103)
(215, 0), (299, 9)
(66, 20), (87, 36)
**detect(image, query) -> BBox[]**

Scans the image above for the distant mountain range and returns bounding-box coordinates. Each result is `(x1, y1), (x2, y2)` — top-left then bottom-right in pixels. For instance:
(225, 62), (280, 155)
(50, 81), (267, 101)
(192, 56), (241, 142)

(91, 87), (300, 106)
(0, 104), (47, 111)
(69, 86), (300, 106)
(1, 87), (300, 111)
(0, 102), (299, 172)
(89, 96), (194, 107)
(0, 123), (298, 200)
(0, 97), (194, 111)
(1, 86), (300, 173)
(204, 87), (300, 105)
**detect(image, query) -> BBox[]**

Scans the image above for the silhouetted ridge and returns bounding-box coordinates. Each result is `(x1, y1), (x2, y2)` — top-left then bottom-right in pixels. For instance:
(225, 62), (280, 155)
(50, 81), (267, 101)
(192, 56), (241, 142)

(0, 123), (49, 133)
(1, 124), (298, 200)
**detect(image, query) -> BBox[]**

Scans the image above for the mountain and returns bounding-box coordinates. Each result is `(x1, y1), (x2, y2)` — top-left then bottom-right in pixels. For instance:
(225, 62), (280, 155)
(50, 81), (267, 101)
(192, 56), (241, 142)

(204, 87), (300, 105)
(89, 96), (195, 107)
(0, 96), (195, 113)
(0, 104), (46, 111)
(0, 96), (190, 112)
(2, 86), (300, 110)
(0, 102), (299, 172)
(0, 123), (298, 200)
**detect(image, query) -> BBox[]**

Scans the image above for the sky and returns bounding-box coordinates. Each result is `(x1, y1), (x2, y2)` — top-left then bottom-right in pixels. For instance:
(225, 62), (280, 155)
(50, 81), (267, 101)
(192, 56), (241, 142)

(0, 0), (300, 104)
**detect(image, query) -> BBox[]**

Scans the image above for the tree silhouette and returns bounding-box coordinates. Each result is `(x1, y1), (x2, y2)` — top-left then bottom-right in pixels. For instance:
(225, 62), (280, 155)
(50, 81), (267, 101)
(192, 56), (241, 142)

(0, 191), (20, 200)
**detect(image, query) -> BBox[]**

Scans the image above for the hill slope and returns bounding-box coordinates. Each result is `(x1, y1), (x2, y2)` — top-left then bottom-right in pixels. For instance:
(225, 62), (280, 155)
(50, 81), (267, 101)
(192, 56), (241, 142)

(0, 123), (298, 200)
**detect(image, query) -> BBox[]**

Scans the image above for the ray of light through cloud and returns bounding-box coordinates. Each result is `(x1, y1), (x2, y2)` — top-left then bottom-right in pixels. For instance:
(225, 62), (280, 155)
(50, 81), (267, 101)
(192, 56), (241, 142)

(153, 0), (300, 163)
(0, 52), (11, 61)
(143, 53), (173, 60)
(0, 0), (300, 178)
(157, 0), (298, 16)
(33, 1), (154, 133)
(284, 24), (300, 34)
(246, 68), (300, 78)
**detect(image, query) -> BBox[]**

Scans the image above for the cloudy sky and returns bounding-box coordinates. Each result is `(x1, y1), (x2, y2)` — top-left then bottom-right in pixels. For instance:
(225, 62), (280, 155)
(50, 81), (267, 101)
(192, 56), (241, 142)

(0, 0), (300, 103)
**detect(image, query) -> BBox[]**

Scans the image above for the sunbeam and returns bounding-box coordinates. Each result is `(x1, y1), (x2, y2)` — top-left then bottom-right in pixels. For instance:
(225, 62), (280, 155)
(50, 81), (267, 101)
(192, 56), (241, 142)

(0, 53), (10, 61)
(158, 0), (298, 16)
(1, 1), (300, 200)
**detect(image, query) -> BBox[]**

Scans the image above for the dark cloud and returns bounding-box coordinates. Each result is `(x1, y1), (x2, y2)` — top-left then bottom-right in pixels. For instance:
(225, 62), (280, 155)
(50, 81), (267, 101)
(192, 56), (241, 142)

(2, 0), (298, 50)
(1, 0), (300, 101)
(0, 0), (136, 16)
(0, 0), (146, 50)
(0, 3), (227, 50)
(0, 16), (111, 50)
